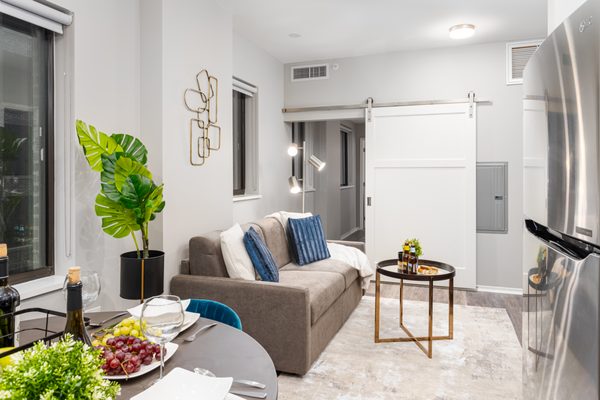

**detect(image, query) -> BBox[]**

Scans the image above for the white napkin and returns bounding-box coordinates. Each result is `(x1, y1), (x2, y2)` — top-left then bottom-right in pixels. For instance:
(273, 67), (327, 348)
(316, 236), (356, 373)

(127, 298), (191, 319)
(131, 367), (233, 400)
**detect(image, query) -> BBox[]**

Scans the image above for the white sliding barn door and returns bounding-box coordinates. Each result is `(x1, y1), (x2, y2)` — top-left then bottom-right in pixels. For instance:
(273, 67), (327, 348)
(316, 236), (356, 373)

(365, 104), (476, 289)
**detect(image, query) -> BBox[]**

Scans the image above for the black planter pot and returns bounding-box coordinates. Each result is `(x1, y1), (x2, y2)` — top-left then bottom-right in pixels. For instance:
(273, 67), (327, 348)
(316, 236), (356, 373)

(120, 250), (165, 302)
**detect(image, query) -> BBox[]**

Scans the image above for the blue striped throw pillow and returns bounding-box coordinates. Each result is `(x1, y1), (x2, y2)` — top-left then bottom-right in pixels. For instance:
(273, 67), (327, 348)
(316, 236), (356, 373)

(243, 227), (279, 282)
(287, 215), (331, 266)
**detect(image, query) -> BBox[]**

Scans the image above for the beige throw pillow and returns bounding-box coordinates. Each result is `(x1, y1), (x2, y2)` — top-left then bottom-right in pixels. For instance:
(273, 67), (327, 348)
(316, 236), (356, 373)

(220, 223), (256, 280)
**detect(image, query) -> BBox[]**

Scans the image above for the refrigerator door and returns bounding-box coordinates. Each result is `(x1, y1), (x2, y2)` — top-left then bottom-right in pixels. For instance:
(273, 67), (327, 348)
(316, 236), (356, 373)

(523, 220), (600, 400)
(523, 0), (600, 246)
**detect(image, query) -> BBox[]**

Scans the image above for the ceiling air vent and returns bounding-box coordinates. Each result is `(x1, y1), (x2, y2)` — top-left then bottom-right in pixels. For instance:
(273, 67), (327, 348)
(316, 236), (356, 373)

(291, 64), (329, 82)
(506, 40), (542, 85)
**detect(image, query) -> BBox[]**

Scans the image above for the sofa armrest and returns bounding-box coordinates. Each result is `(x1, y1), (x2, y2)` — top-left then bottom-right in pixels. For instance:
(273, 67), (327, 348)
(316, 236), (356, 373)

(170, 275), (311, 374)
(327, 240), (365, 252)
(180, 259), (190, 274)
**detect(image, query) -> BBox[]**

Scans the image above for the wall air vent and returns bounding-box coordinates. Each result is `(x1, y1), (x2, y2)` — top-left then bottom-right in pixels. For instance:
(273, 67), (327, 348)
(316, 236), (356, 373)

(291, 64), (329, 82)
(506, 40), (542, 85)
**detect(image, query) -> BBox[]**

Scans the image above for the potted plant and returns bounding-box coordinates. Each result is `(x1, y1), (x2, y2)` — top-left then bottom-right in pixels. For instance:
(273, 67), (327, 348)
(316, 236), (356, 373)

(75, 120), (165, 302)
(0, 335), (120, 399)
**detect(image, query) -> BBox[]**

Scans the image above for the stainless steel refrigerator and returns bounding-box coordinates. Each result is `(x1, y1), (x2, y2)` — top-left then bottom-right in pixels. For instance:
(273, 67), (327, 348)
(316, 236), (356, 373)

(523, 1), (600, 399)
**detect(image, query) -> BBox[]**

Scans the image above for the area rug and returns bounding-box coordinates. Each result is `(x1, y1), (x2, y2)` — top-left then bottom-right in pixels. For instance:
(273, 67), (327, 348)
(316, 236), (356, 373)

(278, 297), (522, 400)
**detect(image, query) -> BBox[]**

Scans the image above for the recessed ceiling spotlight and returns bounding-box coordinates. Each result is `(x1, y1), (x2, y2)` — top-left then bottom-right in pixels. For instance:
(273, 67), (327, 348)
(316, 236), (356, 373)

(449, 24), (475, 40)
(288, 33), (302, 39)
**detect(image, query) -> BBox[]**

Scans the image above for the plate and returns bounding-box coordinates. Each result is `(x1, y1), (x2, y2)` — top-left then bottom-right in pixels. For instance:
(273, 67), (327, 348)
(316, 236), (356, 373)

(180, 311), (200, 333)
(105, 342), (178, 380)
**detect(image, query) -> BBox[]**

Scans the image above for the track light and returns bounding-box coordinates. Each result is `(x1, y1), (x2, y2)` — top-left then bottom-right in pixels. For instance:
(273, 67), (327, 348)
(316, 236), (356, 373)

(288, 176), (301, 194)
(287, 144), (299, 156)
(308, 155), (326, 171)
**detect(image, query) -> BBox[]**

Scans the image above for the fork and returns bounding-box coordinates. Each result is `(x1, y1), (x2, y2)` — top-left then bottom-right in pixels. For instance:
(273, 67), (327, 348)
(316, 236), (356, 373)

(184, 322), (218, 342)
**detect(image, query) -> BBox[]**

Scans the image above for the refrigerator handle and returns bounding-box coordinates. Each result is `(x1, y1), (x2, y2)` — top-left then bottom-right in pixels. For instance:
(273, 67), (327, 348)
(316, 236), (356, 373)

(525, 219), (599, 261)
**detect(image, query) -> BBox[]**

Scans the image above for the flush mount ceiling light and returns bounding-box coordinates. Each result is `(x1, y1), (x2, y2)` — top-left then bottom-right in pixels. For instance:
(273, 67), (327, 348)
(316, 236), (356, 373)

(288, 33), (302, 39)
(449, 24), (475, 40)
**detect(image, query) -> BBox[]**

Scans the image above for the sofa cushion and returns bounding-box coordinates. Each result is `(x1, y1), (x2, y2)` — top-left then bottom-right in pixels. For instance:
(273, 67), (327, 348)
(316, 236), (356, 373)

(220, 224), (256, 280)
(280, 259), (359, 289)
(255, 217), (291, 269)
(244, 227), (279, 282)
(279, 270), (345, 324)
(287, 215), (330, 265)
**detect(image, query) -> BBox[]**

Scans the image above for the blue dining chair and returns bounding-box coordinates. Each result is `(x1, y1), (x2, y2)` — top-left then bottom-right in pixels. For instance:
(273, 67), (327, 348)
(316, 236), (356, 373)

(186, 299), (243, 330)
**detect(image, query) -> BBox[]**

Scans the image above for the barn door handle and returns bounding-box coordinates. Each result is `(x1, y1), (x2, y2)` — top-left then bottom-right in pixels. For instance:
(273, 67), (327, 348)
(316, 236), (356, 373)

(367, 197), (372, 206)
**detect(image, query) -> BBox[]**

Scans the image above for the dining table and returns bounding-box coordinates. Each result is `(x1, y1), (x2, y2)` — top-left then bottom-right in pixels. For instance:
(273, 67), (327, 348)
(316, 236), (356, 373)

(19, 310), (279, 400)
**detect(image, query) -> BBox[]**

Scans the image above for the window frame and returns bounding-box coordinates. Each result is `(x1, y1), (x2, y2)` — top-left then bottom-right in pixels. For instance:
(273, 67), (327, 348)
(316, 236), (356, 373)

(232, 79), (259, 198)
(340, 125), (354, 188)
(1, 16), (55, 284)
(232, 90), (246, 196)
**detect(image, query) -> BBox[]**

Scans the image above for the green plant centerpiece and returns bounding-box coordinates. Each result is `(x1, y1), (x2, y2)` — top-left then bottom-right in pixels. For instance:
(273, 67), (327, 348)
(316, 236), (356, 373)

(0, 335), (120, 399)
(76, 120), (165, 300)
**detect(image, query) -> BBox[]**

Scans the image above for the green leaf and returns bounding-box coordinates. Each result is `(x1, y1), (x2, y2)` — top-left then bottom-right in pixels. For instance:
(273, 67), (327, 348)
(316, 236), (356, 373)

(120, 174), (153, 209)
(144, 184), (165, 222)
(75, 120), (122, 171)
(114, 156), (152, 192)
(111, 133), (148, 165)
(95, 193), (140, 238)
(0, 336), (120, 399)
(99, 153), (121, 202)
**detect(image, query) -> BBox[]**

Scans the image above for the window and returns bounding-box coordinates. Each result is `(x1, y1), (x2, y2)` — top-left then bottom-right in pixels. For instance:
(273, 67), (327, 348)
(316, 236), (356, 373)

(0, 13), (54, 283)
(232, 77), (258, 197)
(340, 126), (353, 187)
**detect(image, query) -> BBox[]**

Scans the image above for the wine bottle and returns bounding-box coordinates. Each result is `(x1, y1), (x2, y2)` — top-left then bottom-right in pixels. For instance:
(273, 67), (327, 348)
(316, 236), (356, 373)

(409, 245), (418, 274)
(402, 241), (410, 272)
(64, 266), (92, 345)
(0, 244), (20, 347)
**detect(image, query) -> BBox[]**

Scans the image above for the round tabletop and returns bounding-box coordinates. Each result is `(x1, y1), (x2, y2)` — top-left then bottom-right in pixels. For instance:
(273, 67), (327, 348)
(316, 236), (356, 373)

(19, 311), (278, 400)
(377, 258), (456, 282)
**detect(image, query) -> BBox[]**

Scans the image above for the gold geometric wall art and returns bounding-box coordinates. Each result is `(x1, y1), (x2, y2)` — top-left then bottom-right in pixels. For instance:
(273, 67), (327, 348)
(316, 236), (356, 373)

(184, 69), (220, 166)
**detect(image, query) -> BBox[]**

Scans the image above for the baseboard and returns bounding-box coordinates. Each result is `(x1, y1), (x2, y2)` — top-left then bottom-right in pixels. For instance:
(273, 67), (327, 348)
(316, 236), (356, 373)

(477, 285), (523, 295)
(340, 227), (360, 240)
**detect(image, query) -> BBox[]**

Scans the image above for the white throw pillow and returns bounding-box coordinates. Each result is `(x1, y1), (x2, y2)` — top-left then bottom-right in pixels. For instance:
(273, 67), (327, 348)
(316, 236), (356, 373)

(220, 223), (256, 280)
(279, 211), (313, 231)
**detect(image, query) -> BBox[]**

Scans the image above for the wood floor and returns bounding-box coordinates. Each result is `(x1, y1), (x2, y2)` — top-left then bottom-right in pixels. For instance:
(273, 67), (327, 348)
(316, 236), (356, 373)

(365, 282), (523, 343)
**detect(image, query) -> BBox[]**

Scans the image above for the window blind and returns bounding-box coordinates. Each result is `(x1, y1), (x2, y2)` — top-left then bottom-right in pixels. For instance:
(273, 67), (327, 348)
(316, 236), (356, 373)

(233, 77), (257, 97)
(0, 0), (72, 34)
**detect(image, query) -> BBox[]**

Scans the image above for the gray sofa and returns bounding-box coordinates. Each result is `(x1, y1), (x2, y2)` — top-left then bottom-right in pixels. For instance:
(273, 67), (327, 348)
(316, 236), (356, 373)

(170, 216), (364, 375)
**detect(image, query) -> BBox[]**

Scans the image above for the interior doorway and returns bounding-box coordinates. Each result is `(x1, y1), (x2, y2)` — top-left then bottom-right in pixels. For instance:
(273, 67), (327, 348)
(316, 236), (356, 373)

(287, 119), (365, 240)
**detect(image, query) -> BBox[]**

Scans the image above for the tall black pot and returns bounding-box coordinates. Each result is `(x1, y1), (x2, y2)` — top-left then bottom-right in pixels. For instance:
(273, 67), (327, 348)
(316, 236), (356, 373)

(120, 250), (164, 302)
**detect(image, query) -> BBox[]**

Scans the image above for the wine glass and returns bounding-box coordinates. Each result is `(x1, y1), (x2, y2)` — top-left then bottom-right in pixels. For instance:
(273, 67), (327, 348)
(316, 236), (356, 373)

(141, 295), (184, 381)
(62, 270), (101, 309)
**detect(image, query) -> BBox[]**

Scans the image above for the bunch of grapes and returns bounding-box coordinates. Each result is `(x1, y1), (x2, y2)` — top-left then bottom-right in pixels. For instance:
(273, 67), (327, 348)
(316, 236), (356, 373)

(96, 335), (165, 376)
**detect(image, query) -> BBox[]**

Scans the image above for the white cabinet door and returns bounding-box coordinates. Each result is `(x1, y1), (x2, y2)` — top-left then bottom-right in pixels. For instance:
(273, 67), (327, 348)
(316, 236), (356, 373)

(365, 104), (476, 289)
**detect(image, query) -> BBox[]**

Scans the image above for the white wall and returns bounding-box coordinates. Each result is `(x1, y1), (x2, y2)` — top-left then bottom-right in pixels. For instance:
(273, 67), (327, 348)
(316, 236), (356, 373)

(547, 0), (586, 33)
(160, 0), (233, 294)
(285, 42), (526, 290)
(21, 0), (143, 311)
(231, 33), (297, 223)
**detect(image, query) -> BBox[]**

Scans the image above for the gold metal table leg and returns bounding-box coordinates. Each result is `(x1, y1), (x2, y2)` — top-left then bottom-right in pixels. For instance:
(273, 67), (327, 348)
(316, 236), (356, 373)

(449, 277), (454, 339)
(428, 280), (433, 358)
(399, 279), (404, 325)
(375, 276), (455, 359)
(374, 271), (381, 343)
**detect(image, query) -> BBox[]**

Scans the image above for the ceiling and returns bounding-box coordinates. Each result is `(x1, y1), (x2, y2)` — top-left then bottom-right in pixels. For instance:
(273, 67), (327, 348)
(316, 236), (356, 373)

(223, 0), (547, 64)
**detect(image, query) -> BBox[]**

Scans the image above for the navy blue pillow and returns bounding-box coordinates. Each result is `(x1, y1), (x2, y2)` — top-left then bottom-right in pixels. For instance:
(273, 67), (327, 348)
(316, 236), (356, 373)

(287, 215), (331, 266)
(243, 227), (279, 282)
